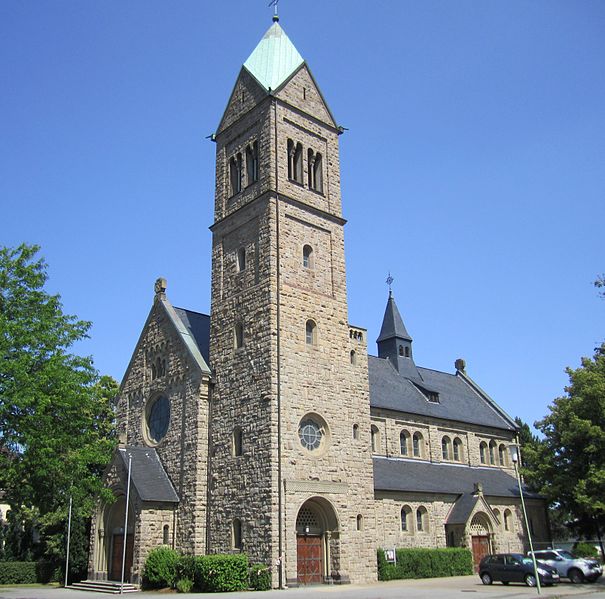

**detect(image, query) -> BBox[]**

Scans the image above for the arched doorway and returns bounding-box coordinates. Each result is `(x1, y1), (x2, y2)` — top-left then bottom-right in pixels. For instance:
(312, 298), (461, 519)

(105, 496), (135, 582)
(295, 497), (339, 585)
(469, 512), (492, 572)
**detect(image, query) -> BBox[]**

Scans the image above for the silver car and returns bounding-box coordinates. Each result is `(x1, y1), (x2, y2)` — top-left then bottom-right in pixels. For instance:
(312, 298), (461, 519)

(529, 549), (602, 583)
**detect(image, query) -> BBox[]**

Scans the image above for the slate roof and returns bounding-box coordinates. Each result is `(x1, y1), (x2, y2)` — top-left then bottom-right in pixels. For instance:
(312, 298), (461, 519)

(369, 355), (516, 431)
(377, 292), (412, 342)
(373, 457), (541, 498)
(445, 493), (479, 524)
(174, 307), (210, 366)
(118, 447), (179, 503)
(243, 21), (304, 92)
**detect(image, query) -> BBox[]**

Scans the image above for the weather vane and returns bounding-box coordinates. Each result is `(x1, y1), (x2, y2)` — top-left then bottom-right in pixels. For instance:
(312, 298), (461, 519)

(268, 0), (279, 19)
(386, 272), (394, 294)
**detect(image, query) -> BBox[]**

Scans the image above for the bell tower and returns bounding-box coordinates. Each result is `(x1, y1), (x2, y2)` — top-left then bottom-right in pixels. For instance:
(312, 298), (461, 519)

(208, 17), (376, 585)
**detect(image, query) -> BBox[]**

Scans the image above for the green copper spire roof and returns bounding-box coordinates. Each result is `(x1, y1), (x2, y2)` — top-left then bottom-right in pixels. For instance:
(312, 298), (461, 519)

(243, 21), (304, 92)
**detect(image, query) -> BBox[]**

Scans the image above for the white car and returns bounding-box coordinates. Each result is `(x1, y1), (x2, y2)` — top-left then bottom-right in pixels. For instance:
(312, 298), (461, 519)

(529, 549), (602, 583)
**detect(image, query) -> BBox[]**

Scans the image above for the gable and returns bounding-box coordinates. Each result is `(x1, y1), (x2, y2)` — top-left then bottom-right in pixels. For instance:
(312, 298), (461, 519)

(217, 68), (269, 135)
(275, 64), (337, 128)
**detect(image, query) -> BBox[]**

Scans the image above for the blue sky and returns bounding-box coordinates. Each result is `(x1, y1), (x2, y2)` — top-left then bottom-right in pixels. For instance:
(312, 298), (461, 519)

(2, 1), (604, 431)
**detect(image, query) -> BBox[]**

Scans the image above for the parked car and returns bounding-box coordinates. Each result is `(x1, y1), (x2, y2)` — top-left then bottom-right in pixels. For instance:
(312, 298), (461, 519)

(479, 553), (560, 587)
(529, 549), (603, 583)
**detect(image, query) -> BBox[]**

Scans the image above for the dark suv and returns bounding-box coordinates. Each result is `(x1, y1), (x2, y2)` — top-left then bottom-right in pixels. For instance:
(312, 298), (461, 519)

(479, 553), (560, 587)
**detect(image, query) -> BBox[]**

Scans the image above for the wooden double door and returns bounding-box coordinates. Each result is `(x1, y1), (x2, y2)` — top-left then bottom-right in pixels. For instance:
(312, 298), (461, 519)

(297, 535), (323, 585)
(110, 533), (134, 582)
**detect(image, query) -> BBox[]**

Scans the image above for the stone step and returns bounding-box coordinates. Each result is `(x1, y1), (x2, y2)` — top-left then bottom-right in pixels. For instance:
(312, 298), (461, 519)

(68, 580), (139, 594)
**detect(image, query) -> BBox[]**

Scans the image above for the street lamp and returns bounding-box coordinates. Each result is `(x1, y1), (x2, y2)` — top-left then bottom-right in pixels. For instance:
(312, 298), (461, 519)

(510, 445), (541, 594)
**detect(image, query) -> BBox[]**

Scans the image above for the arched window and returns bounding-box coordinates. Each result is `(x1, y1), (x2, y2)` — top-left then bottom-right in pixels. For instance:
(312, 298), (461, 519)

(493, 509), (501, 526)
(401, 505), (411, 531)
(232, 427), (243, 456)
(371, 425), (380, 453)
(305, 320), (317, 345)
(163, 524), (170, 545)
(453, 437), (463, 462)
(308, 150), (323, 192)
(356, 514), (363, 531)
(237, 247), (246, 272)
(416, 506), (428, 532)
(229, 153), (242, 195)
(400, 430), (410, 456)
(441, 436), (452, 460)
(479, 441), (488, 464)
(398, 345), (404, 356)
(489, 440), (497, 465)
(352, 423), (359, 440)
(246, 141), (258, 185)
(302, 244), (313, 268)
(405, 347), (410, 357)
(288, 140), (303, 183)
(232, 518), (242, 550)
(504, 509), (513, 532)
(413, 432), (423, 458)
(234, 323), (244, 349)
(350, 350), (356, 365)
(498, 444), (507, 466)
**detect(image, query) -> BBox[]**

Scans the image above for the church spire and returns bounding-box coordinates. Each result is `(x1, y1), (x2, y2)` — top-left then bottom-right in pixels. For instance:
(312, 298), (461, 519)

(377, 291), (420, 379)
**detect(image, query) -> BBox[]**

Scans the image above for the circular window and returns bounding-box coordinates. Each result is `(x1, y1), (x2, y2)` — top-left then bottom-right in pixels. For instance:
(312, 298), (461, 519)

(146, 396), (170, 444)
(297, 413), (330, 454)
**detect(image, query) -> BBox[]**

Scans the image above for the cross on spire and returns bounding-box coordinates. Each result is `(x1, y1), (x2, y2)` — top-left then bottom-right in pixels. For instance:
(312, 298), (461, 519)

(386, 272), (394, 296)
(268, 0), (280, 21)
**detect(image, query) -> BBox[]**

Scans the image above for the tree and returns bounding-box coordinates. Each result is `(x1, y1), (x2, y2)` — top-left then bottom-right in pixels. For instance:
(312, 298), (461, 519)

(595, 274), (605, 300)
(525, 344), (605, 545)
(0, 244), (118, 579)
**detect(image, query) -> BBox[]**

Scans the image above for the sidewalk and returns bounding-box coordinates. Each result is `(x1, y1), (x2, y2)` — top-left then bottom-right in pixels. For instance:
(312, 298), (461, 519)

(1, 576), (604, 599)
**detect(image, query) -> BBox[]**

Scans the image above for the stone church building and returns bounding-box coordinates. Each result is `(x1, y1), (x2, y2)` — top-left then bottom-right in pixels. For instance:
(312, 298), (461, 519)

(88, 17), (550, 587)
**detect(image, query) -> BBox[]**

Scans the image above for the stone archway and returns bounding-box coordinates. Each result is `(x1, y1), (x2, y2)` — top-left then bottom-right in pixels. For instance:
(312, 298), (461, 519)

(469, 512), (493, 571)
(295, 497), (339, 585)
(93, 495), (135, 582)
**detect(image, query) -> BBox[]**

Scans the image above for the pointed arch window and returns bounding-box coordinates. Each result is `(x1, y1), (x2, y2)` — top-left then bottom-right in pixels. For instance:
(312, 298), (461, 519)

(232, 427), (243, 456)
(498, 444), (507, 466)
(480, 441), (488, 464)
(246, 141), (259, 185)
(489, 440), (497, 465)
(400, 430), (410, 456)
(416, 506), (428, 532)
(453, 437), (463, 462)
(234, 322), (244, 349)
(401, 505), (412, 531)
(398, 345), (404, 356)
(441, 436), (452, 460)
(413, 432), (423, 458)
(232, 518), (242, 550)
(237, 247), (246, 272)
(350, 350), (357, 365)
(229, 153), (242, 195)
(163, 524), (170, 545)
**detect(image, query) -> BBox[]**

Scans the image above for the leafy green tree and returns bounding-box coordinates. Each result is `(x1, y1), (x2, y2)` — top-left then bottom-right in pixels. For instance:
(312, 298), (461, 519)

(0, 244), (118, 579)
(595, 274), (605, 300)
(525, 344), (605, 543)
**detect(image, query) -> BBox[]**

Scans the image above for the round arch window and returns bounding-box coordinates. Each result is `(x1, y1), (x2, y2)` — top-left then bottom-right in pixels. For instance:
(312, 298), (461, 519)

(146, 396), (170, 444)
(298, 413), (330, 454)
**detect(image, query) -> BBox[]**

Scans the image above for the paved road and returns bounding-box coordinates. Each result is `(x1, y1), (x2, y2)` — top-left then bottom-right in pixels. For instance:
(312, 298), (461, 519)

(1, 576), (605, 599)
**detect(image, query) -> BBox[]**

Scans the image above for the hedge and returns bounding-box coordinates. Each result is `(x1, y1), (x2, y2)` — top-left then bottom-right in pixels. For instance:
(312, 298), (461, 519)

(142, 546), (180, 589)
(194, 554), (249, 592)
(377, 547), (473, 580)
(249, 563), (271, 591)
(0, 562), (37, 584)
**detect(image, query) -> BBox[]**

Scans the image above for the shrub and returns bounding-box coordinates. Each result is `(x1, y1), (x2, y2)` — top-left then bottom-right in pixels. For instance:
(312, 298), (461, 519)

(175, 554), (197, 586)
(194, 553), (249, 592)
(377, 547), (473, 580)
(573, 542), (599, 559)
(175, 577), (193, 593)
(142, 546), (180, 589)
(249, 563), (271, 591)
(0, 562), (38, 584)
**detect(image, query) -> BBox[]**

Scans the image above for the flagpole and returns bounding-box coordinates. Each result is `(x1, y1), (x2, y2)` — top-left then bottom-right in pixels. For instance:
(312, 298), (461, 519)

(120, 454), (132, 594)
(64, 495), (73, 588)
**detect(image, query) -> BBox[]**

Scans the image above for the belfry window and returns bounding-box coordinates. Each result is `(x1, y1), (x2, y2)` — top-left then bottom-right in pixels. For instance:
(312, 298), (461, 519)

(307, 150), (324, 192)
(287, 139), (303, 183)
(229, 153), (242, 195)
(246, 141), (258, 186)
